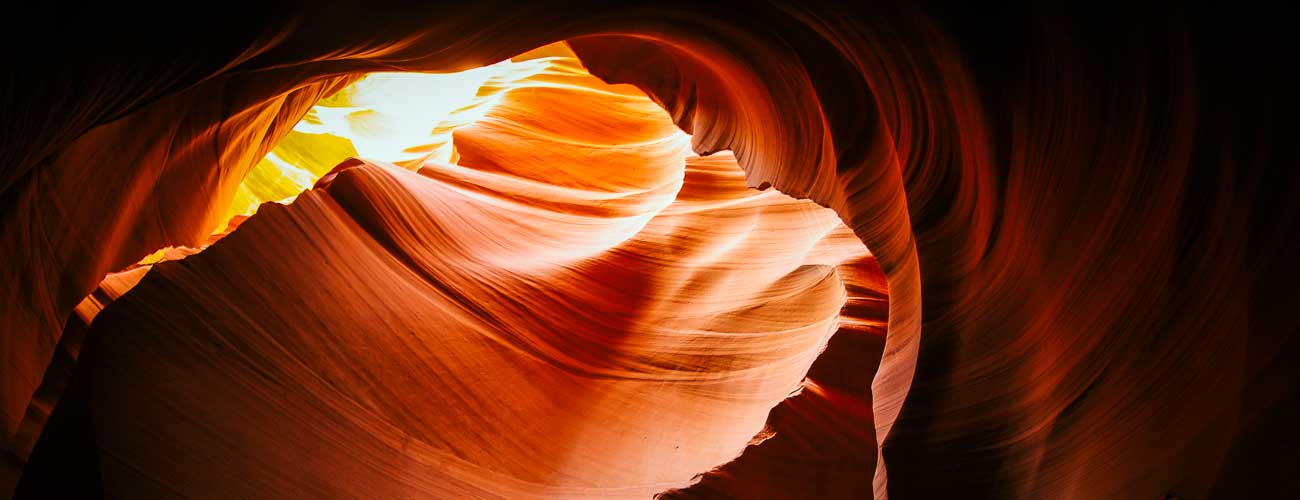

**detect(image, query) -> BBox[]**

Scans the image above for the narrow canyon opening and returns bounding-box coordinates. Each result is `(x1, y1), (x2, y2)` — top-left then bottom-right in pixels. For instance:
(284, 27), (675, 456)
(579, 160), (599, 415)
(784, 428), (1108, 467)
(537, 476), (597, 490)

(18, 41), (888, 499)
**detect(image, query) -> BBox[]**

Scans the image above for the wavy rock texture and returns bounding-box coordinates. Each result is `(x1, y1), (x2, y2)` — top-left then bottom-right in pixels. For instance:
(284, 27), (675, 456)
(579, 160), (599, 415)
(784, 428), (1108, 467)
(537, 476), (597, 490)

(4, 2), (1298, 499)
(45, 56), (877, 498)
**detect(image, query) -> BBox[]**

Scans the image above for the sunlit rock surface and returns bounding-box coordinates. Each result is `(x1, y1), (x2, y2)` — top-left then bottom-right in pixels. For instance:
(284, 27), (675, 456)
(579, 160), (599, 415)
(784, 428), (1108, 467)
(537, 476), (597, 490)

(64, 51), (879, 498)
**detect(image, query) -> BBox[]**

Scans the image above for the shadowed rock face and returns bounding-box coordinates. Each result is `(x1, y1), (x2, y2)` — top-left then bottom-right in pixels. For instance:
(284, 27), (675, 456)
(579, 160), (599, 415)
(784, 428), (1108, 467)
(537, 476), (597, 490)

(3, 3), (1298, 499)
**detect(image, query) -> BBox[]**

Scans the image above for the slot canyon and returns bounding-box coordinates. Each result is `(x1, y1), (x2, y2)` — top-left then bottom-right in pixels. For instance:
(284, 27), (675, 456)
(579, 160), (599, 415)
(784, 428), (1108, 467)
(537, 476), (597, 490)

(1, 2), (1297, 499)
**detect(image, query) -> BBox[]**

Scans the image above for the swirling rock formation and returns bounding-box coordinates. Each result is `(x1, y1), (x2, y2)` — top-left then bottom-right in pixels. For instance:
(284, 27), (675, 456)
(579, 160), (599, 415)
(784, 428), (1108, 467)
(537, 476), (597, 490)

(14, 45), (886, 499)
(3, 2), (1298, 499)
